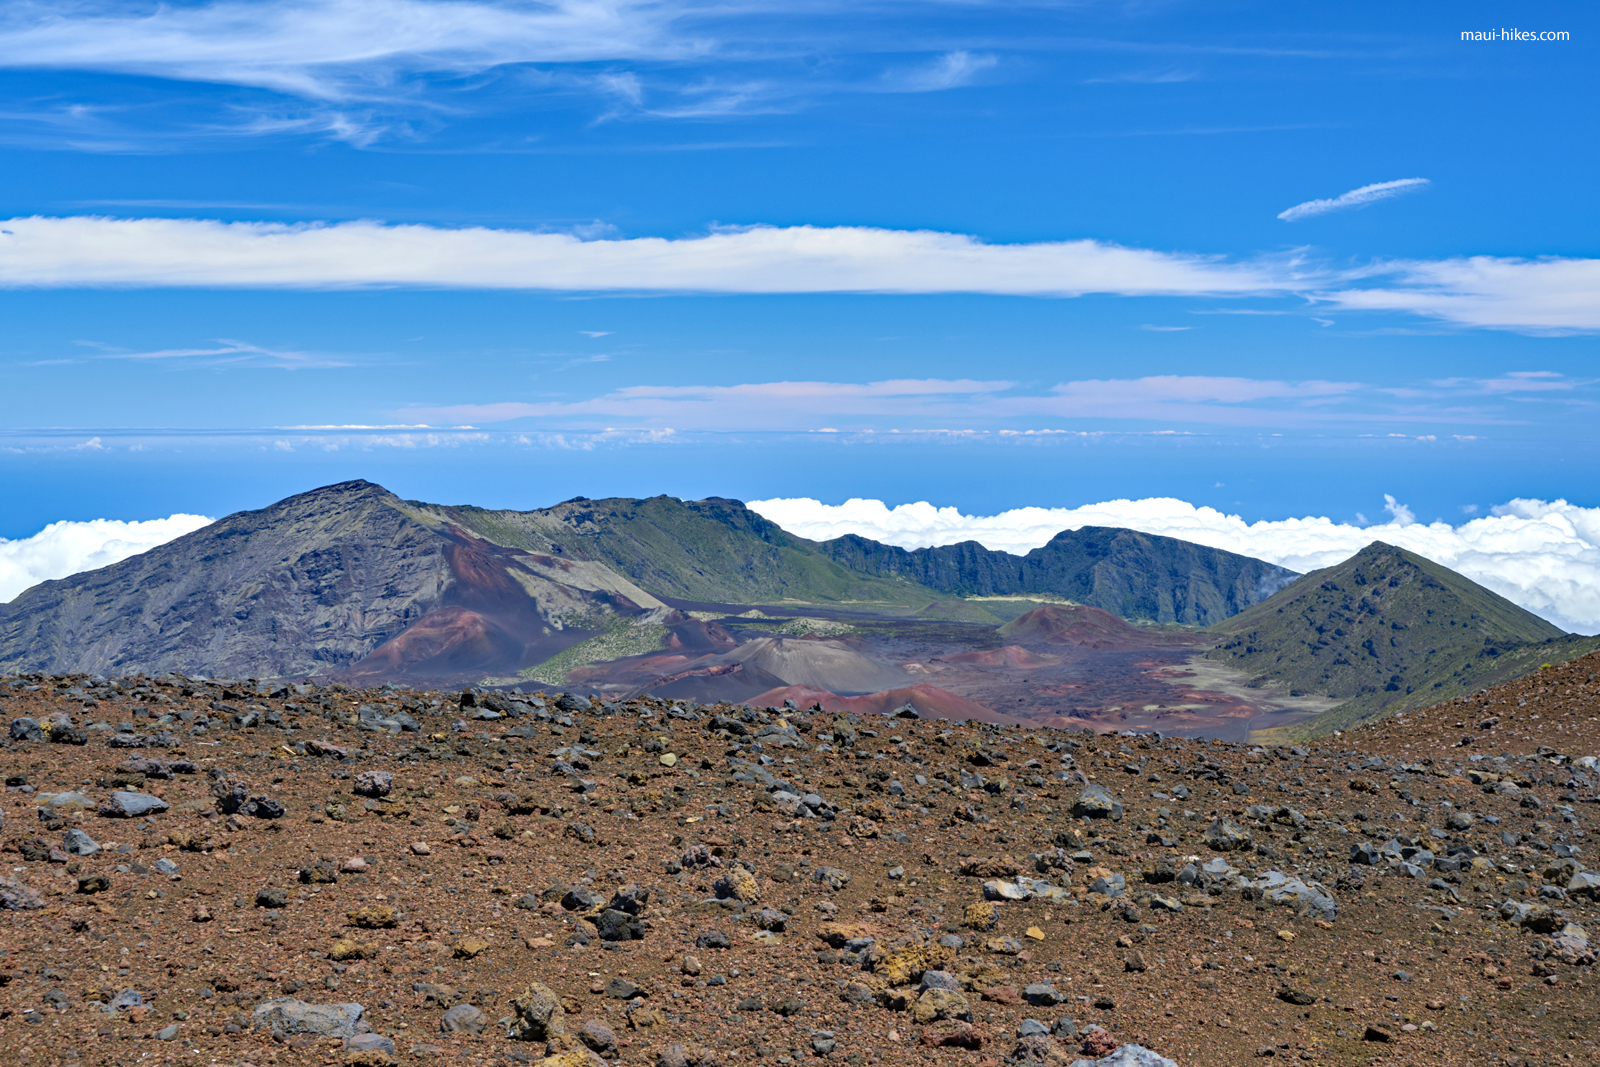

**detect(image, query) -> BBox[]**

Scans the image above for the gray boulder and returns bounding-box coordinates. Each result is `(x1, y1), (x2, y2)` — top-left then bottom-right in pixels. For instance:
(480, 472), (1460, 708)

(1252, 872), (1338, 921)
(1069, 1045), (1179, 1067)
(9, 717), (45, 742)
(440, 1004), (485, 1034)
(1072, 784), (1123, 821)
(63, 828), (101, 856)
(352, 771), (392, 798)
(347, 1034), (396, 1055)
(1202, 817), (1250, 852)
(252, 998), (366, 1038)
(100, 791), (170, 818)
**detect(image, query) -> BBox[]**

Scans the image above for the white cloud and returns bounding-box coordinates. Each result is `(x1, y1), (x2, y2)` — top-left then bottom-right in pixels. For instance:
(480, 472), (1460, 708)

(399, 374), (1387, 429)
(82, 337), (353, 369)
(0, 0), (701, 100)
(1327, 255), (1600, 333)
(3, 215), (1594, 332)
(1278, 178), (1430, 222)
(747, 495), (1600, 634)
(886, 50), (997, 92)
(0, 216), (1290, 294)
(0, 513), (214, 602)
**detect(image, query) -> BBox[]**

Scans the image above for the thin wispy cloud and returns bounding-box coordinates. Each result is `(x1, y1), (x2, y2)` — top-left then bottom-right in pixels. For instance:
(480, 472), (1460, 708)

(0, 1), (1012, 145)
(884, 50), (997, 93)
(81, 337), (353, 369)
(392, 372), (1553, 432)
(1278, 178), (1430, 222)
(3, 215), (1596, 332)
(0, 0), (704, 100)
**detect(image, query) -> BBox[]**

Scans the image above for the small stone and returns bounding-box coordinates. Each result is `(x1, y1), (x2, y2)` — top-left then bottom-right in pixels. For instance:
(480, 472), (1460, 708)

(453, 939), (490, 959)
(156, 1023), (179, 1040)
(352, 771), (392, 799)
(347, 905), (397, 929)
(409, 842), (432, 856)
(256, 887), (289, 909)
(347, 1034), (397, 1055)
(329, 939), (375, 961)
(604, 977), (643, 1000)
(62, 828), (101, 856)
(681, 954), (702, 976)
(579, 1019), (619, 1056)
(76, 874), (111, 895)
(713, 866), (761, 903)
(659, 753), (678, 767)
(1072, 783), (1124, 821)
(439, 1004), (485, 1034)
(912, 988), (973, 1025)
(1363, 1025), (1393, 1043)
(507, 982), (566, 1042)
(341, 856), (370, 874)
(1025, 926), (1046, 941)
(813, 866), (851, 890)
(695, 929), (731, 950)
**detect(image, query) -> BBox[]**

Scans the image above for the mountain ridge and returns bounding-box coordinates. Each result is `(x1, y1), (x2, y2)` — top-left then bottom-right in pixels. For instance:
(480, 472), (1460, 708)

(1208, 540), (1600, 738)
(815, 525), (1297, 626)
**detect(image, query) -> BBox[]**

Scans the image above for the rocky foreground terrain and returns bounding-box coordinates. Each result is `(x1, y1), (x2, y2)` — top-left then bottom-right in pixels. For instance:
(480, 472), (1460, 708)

(3, 653), (1600, 1067)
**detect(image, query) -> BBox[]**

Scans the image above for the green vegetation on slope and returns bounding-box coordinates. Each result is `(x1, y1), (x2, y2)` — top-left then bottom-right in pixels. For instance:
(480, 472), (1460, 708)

(423, 495), (948, 610)
(1209, 540), (1598, 737)
(513, 621), (671, 686)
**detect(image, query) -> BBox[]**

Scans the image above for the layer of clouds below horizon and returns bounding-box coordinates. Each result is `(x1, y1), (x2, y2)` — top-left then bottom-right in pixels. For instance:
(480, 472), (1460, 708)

(748, 495), (1600, 636)
(0, 515), (214, 604)
(5, 496), (1600, 639)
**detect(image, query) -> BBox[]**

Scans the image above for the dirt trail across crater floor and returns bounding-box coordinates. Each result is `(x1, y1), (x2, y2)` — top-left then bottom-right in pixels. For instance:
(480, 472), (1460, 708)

(2, 659), (1600, 1067)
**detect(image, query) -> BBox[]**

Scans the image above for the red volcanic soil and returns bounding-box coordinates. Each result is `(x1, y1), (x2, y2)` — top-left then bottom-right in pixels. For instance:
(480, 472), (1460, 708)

(997, 605), (1167, 650)
(936, 644), (1059, 669)
(347, 606), (524, 680)
(746, 683), (1019, 725)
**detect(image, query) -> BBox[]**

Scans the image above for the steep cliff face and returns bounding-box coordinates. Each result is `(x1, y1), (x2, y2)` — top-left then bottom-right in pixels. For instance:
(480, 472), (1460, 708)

(817, 525), (1299, 626)
(0, 481), (664, 682)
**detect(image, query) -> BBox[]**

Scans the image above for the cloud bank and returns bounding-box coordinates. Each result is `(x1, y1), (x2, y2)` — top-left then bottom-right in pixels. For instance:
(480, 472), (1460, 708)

(2, 215), (1594, 331)
(0, 513), (215, 603)
(748, 495), (1600, 634)
(1278, 178), (1430, 222)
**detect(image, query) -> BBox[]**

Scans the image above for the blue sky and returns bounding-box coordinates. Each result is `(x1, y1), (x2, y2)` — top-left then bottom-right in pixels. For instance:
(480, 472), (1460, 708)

(0, 0), (1596, 539)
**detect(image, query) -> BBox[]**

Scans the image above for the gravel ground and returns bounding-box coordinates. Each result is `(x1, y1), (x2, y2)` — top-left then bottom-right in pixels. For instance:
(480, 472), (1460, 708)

(3, 653), (1600, 1067)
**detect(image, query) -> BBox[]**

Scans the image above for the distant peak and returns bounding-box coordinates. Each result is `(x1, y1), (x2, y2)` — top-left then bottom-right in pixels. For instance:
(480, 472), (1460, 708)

(273, 479), (398, 508)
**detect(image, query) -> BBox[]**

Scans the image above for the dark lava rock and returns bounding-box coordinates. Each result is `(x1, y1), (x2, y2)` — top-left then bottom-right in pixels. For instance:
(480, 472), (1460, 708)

(605, 977), (643, 1000)
(256, 887), (290, 909)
